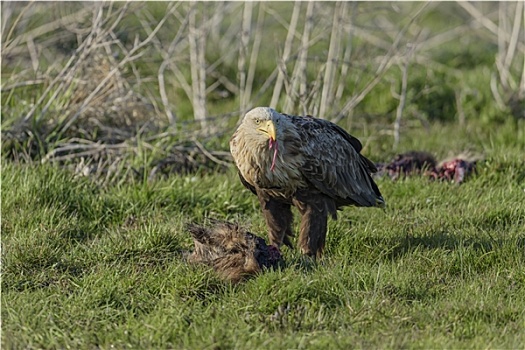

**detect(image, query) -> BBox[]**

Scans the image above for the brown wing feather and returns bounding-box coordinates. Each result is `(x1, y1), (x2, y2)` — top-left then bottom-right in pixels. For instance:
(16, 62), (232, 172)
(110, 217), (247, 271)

(237, 171), (257, 195)
(284, 114), (384, 207)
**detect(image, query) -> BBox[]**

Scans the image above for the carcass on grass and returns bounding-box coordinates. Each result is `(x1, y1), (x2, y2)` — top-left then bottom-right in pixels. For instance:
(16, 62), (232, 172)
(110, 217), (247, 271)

(376, 151), (481, 184)
(186, 220), (282, 283)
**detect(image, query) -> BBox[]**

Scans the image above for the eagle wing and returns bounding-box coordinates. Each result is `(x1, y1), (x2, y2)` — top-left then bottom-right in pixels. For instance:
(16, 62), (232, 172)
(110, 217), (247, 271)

(287, 114), (384, 207)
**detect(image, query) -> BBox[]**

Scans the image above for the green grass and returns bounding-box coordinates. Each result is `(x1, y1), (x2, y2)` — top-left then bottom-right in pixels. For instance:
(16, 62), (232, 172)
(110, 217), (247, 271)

(2, 2), (525, 348)
(2, 122), (525, 349)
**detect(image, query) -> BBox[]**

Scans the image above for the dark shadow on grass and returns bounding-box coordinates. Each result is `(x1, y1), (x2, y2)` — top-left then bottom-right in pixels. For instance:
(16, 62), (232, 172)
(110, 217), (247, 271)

(475, 210), (525, 231)
(177, 276), (233, 305)
(59, 226), (98, 243)
(393, 231), (482, 257)
(382, 282), (441, 304)
(382, 230), (521, 261)
(110, 248), (185, 270)
(285, 255), (317, 272)
(4, 259), (87, 293)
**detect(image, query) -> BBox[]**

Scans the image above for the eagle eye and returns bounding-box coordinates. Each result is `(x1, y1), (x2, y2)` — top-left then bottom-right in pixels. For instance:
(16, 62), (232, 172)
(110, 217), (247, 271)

(254, 118), (261, 125)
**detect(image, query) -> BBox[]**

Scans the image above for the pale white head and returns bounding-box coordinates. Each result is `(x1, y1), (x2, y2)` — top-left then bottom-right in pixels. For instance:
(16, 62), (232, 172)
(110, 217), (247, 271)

(239, 107), (289, 171)
(241, 107), (285, 142)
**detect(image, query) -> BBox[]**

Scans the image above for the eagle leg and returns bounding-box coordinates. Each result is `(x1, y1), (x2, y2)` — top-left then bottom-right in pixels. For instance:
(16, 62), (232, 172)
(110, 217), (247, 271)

(295, 198), (328, 259)
(259, 197), (294, 249)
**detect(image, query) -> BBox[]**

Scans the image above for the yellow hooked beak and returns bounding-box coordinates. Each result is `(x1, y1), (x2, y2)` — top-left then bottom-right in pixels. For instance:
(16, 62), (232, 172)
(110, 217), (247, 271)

(257, 120), (276, 141)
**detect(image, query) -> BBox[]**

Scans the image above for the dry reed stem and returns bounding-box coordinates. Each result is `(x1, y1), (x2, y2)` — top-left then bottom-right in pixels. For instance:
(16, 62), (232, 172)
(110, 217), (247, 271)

(270, 1), (301, 109)
(457, 1), (525, 54)
(284, 1), (314, 113)
(393, 43), (417, 150)
(136, 2), (185, 124)
(334, 2), (356, 108)
(16, 3), (135, 127)
(319, 2), (344, 118)
(2, 3), (92, 54)
(458, 1), (524, 108)
(192, 138), (231, 167)
(188, 3), (208, 128)
(19, 4), (102, 124)
(58, 4), (175, 136)
(244, 3), (266, 111)
(237, 2), (252, 117)
(502, 1), (522, 90)
(333, 1), (430, 123)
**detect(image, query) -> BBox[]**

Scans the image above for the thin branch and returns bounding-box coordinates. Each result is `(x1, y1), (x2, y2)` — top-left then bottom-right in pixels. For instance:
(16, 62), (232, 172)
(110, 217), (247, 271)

(58, 3), (176, 135)
(335, 2), (356, 107)
(238, 2), (253, 116)
(270, 1), (301, 109)
(393, 44), (416, 150)
(319, 2), (344, 118)
(502, 1), (523, 89)
(457, 1), (525, 54)
(1, 79), (46, 92)
(192, 138), (231, 167)
(3, 3), (91, 52)
(188, 3), (208, 128)
(244, 3), (266, 108)
(333, 1), (430, 123)
(284, 1), (314, 113)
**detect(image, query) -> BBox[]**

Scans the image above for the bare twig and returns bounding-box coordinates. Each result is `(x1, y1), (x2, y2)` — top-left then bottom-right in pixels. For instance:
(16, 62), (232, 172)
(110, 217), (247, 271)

(490, 73), (506, 109)
(270, 1), (301, 109)
(333, 1), (430, 123)
(19, 4), (102, 124)
(393, 44), (416, 150)
(518, 2), (525, 98)
(135, 2), (185, 125)
(1, 79), (46, 92)
(238, 2), (253, 116)
(192, 138), (231, 167)
(457, 1), (525, 54)
(284, 1), (314, 113)
(319, 2), (344, 118)
(458, 1), (524, 111)
(455, 89), (466, 126)
(188, 3), (208, 128)
(244, 3), (266, 110)
(54, 3), (174, 136)
(3, 3), (90, 52)
(334, 2), (356, 108)
(502, 1), (523, 90)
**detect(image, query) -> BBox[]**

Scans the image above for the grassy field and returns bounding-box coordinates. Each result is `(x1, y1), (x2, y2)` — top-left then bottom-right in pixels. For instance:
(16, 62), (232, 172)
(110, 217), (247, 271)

(2, 1), (525, 349)
(2, 121), (525, 349)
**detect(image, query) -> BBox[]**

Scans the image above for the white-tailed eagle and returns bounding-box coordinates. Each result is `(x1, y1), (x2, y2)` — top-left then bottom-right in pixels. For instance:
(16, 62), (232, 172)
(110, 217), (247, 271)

(230, 107), (385, 258)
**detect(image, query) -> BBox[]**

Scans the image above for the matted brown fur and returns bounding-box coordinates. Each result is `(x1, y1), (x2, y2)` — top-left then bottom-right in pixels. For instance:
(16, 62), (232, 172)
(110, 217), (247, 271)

(187, 220), (281, 283)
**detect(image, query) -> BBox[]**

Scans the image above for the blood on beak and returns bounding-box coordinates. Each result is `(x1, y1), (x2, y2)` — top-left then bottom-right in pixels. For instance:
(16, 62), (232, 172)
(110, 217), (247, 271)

(256, 120), (278, 172)
(258, 120), (276, 141)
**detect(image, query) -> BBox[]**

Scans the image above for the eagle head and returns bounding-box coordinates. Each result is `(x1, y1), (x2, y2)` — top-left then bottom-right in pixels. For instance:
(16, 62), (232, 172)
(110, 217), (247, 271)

(242, 107), (280, 141)
(241, 107), (284, 171)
